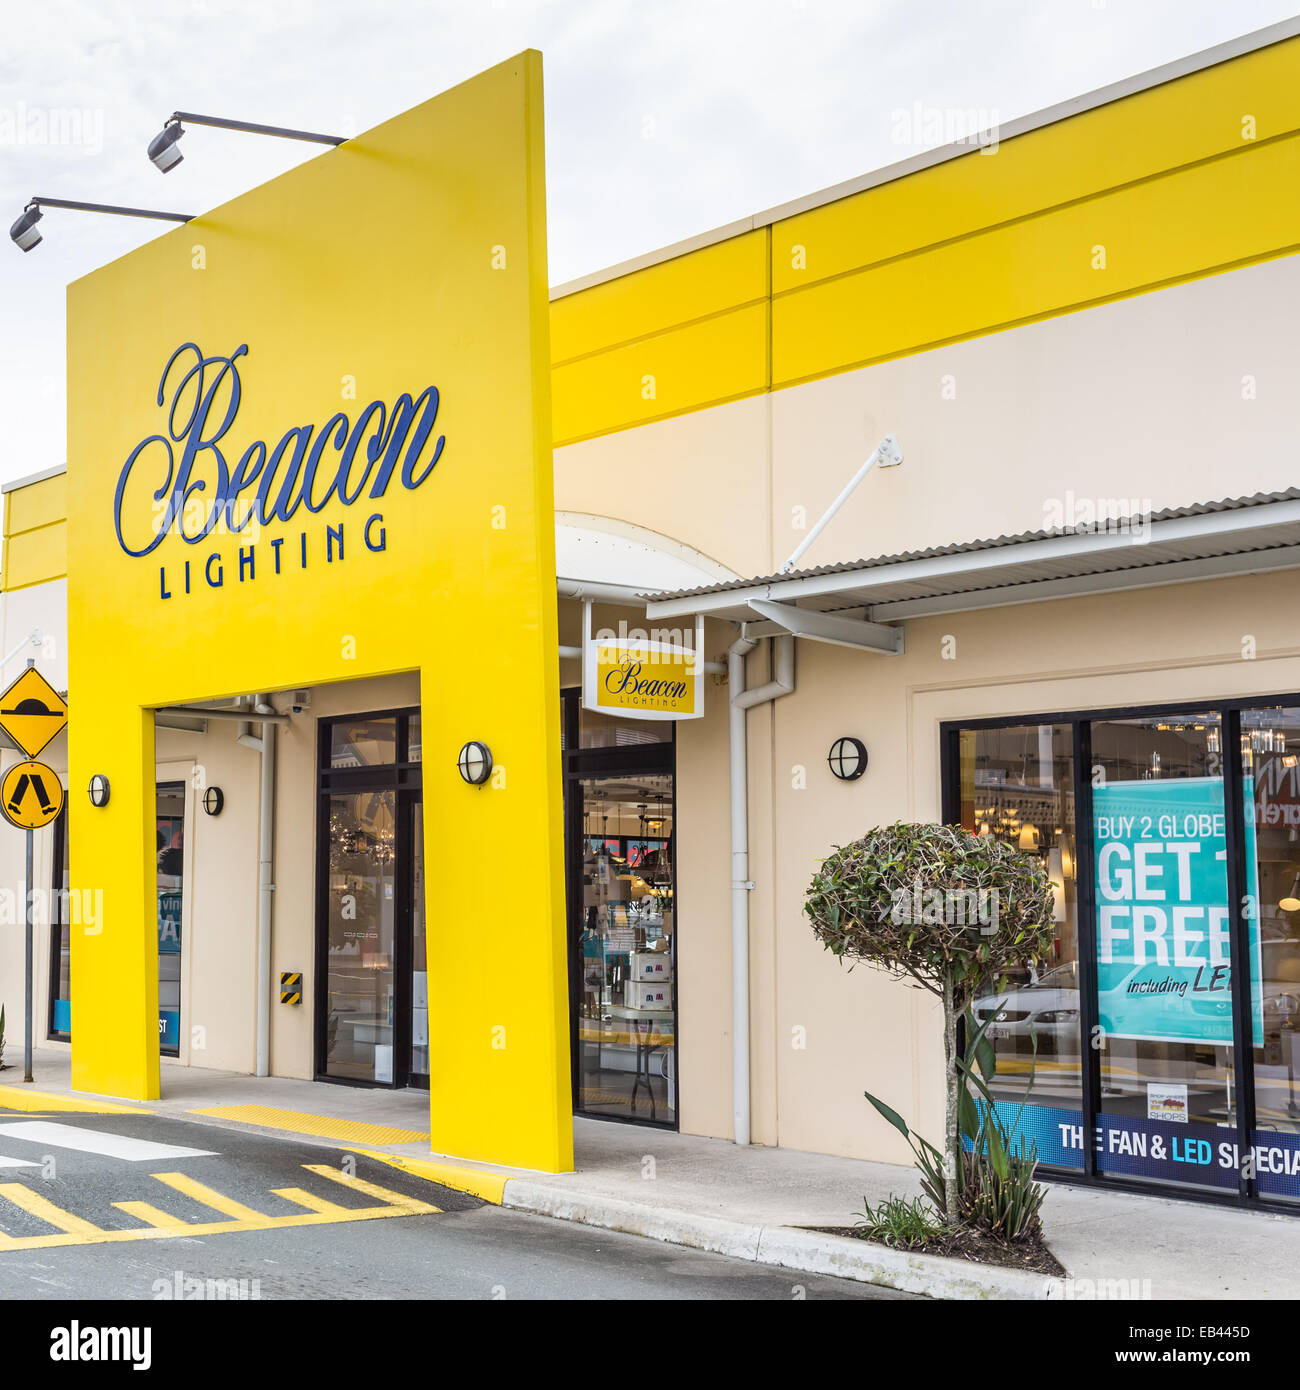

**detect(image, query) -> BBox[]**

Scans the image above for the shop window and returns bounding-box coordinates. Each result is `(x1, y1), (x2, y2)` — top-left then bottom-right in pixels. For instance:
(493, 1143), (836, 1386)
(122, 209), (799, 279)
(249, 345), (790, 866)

(1089, 715), (1233, 1191)
(330, 717), (398, 769)
(949, 701), (1300, 1209)
(407, 713), (422, 763)
(575, 771), (676, 1126)
(47, 809), (71, 1039)
(578, 704), (672, 749)
(46, 788), (185, 1053)
(1242, 708), (1300, 1202)
(957, 724), (1082, 1154)
(157, 784), (185, 1055)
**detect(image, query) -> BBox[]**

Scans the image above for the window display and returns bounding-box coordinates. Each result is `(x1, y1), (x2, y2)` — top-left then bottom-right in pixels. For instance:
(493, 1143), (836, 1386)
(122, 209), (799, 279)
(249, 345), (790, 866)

(47, 808), (70, 1038)
(575, 772), (676, 1125)
(948, 698), (1300, 1208)
(156, 783), (185, 1056)
(958, 724), (1082, 1144)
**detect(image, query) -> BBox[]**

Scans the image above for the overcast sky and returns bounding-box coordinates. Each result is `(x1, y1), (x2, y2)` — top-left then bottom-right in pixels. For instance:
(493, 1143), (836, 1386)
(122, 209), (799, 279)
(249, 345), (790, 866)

(1, 0), (1296, 485)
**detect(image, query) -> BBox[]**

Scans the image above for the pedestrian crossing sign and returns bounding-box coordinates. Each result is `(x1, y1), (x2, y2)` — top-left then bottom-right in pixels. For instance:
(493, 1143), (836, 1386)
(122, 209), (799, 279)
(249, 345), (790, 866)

(0, 757), (65, 830)
(0, 666), (67, 759)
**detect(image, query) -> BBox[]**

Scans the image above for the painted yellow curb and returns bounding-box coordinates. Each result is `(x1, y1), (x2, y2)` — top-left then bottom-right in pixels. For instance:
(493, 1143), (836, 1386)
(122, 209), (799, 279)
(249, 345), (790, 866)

(0, 1085), (149, 1115)
(348, 1148), (509, 1204)
(188, 1105), (427, 1146)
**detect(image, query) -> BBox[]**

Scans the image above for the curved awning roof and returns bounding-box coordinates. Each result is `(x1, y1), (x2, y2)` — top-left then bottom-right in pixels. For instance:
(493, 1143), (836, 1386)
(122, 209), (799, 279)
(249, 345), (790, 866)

(555, 514), (736, 598)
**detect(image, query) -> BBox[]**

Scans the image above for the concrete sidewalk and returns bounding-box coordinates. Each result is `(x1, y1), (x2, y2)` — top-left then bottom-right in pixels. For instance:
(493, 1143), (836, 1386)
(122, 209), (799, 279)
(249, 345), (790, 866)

(8, 1044), (1300, 1298)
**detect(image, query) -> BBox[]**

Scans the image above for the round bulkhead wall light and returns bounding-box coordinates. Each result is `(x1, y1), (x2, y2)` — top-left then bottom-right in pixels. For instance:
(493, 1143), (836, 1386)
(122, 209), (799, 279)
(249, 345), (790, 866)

(827, 736), (868, 782)
(87, 773), (111, 807)
(457, 741), (493, 787)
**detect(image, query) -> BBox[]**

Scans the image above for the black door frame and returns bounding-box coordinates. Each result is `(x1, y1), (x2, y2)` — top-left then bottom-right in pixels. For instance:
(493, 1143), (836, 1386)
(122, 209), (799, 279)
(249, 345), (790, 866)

(942, 688), (1300, 1214)
(561, 689), (679, 1130)
(314, 707), (424, 1089)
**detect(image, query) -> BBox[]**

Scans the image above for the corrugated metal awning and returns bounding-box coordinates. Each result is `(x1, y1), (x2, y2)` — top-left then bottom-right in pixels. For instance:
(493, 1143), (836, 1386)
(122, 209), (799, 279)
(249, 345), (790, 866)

(644, 490), (1300, 639)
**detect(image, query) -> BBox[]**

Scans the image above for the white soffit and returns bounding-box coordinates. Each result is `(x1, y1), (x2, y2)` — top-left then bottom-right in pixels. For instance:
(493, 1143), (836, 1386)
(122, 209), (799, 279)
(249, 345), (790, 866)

(555, 514), (737, 595)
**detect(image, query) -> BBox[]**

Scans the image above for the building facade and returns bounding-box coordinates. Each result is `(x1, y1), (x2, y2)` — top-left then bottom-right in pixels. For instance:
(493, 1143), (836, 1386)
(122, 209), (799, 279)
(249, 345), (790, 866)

(3, 21), (1300, 1205)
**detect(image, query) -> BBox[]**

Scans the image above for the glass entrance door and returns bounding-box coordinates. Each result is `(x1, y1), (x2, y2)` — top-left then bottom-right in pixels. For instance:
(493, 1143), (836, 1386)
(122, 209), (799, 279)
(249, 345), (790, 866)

(572, 769), (677, 1126)
(408, 798), (429, 1087)
(323, 786), (397, 1082)
(156, 783), (185, 1056)
(317, 709), (424, 1087)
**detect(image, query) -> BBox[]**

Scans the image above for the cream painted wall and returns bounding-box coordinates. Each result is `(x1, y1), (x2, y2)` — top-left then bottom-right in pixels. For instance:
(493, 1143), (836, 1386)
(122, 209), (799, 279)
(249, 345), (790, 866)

(771, 253), (1300, 569)
(674, 619), (740, 1140)
(553, 393), (773, 581)
(157, 731), (258, 1075)
(555, 253), (1300, 588)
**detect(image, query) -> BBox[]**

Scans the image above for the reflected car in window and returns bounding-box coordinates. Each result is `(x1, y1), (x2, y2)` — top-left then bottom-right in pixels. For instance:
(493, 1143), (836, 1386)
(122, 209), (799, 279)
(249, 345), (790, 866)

(973, 961), (1081, 1048)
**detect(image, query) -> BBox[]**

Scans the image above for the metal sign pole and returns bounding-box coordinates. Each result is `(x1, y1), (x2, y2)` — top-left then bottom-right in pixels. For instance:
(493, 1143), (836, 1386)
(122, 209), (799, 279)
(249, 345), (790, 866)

(23, 826), (33, 1083)
(0, 660), (68, 1085)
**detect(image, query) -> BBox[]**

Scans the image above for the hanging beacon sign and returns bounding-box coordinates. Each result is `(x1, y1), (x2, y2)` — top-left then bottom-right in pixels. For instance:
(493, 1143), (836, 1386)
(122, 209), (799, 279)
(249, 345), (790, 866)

(582, 607), (705, 721)
(112, 342), (445, 600)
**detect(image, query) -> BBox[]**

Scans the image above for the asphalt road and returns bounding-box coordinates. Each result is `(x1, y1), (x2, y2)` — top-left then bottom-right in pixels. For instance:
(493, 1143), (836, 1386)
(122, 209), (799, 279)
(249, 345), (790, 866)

(0, 1111), (909, 1301)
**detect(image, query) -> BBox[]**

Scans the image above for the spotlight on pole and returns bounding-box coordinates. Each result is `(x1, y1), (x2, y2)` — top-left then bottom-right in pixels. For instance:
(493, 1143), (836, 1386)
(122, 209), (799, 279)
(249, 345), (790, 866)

(9, 204), (42, 252)
(147, 111), (345, 174)
(147, 121), (186, 173)
(7, 196), (194, 253)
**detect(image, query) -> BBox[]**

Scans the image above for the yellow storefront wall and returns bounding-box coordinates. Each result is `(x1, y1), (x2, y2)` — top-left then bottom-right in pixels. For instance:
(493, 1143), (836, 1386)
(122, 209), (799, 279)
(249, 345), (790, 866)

(63, 53), (572, 1172)
(551, 27), (1300, 447)
(3, 472), (67, 592)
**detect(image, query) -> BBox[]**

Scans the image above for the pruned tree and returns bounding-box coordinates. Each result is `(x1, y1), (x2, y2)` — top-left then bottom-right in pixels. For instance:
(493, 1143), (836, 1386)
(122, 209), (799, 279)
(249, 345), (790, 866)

(805, 822), (1056, 1223)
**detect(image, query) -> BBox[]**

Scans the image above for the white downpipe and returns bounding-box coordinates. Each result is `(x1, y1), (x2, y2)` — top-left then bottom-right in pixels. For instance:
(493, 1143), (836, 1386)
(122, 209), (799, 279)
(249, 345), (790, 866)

(237, 695), (278, 1078)
(728, 633), (795, 1145)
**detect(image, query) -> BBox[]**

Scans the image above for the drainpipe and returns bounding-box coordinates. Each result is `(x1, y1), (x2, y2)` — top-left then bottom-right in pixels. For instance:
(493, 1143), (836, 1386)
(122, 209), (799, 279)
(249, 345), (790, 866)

(727, 633), (795, 1145)
(237, 695), (278, 1078)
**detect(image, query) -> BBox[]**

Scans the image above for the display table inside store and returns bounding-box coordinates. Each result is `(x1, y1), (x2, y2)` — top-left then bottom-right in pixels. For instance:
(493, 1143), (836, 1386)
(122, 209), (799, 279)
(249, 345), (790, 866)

(606, 1005), (672, 1120)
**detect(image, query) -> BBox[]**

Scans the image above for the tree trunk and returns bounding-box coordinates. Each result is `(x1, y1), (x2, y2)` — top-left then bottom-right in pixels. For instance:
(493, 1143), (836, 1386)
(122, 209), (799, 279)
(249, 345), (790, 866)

(942, 974), (959, 1226)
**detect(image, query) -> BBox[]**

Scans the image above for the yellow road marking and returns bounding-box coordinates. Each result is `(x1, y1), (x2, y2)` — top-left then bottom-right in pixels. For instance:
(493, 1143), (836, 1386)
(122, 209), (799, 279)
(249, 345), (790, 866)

(0, 1182), (104, 1236)
(187, 1105), (427, 1145)
(270, 1186), (352, 1215)
(150, 1172), (267, 1222)
(0, 1163), (440, 1251)
(112, 1200), (192, 1231)
(0, 1086), (148, 1115)
(348, 1148), (508, 1204)
(303, 1163), (440, 1212)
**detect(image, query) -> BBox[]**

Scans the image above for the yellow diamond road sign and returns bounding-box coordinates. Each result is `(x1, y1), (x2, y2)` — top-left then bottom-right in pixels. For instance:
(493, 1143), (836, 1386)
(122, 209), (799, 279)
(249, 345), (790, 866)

(0, 667), (67, 758)
(0, 758), (64, 830)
